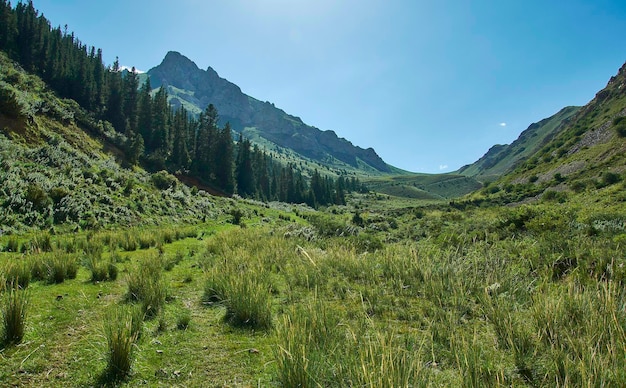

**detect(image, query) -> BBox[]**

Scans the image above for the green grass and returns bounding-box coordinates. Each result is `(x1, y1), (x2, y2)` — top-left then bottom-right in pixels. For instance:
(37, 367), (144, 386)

(2, 286), (28, 346)
(0, 196), (624, 386)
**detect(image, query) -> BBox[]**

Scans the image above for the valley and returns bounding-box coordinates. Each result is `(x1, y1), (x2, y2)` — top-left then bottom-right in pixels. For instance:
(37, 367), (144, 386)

(1, 1), (626, 387)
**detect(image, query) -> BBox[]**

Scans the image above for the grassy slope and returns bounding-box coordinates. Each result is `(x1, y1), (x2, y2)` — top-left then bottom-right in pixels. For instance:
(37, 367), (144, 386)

(457, 61), (626, 207)
(364, 173), (483, 201)
(459, 106), (580, 181)
(0, 52), (227, 233)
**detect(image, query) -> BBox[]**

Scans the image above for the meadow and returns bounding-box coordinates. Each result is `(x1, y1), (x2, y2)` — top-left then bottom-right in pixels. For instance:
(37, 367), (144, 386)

(1, 187), (625, 387)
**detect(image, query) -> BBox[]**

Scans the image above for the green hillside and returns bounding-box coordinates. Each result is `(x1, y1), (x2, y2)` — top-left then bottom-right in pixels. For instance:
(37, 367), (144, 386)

(462, 61), (626, 207)
(459, 106), (580, 181)
(365, 173), (483, 200)
(0, 52), (227, 233)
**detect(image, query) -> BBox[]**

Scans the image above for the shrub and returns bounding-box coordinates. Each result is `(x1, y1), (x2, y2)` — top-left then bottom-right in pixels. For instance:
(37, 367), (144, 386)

(230, 208), (244, 225)
(613, 116), (626, 137)
(601, 171), (622, 187)
(151, 170), (177, 190)
(2, 287), (28, 345)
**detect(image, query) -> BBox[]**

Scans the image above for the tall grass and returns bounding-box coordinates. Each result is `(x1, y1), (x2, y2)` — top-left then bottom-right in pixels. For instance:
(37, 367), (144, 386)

(126, 254), (166, 318)
(3, 260), (31, 289)
(45, 252), (79, 283)
(204, 269), (272, 329)
(275, 298), (345, 386)
(104, 306), (142, 380)
(2, 286), (28, 345)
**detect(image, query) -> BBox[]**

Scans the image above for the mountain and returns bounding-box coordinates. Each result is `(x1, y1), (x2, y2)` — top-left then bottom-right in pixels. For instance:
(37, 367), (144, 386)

(465, 60), (626, 206)
(458, 106), (580, 181)
(147, 51), (393, 174)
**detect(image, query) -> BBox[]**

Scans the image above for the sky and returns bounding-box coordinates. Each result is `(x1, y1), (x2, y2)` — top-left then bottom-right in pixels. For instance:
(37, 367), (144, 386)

(34, 0), (626, 173)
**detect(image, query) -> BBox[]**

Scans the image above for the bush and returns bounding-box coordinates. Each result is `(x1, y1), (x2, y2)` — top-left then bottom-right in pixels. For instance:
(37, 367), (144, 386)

(2, 287), (28, 346)
(151, 170), (177, 190)
(601, 171), (622, 187)
(613, 116), (626, 137)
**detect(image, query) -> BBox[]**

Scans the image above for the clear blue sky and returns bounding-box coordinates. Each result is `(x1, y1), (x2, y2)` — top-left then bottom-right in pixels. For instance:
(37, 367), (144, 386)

(35, 0), (626, 173)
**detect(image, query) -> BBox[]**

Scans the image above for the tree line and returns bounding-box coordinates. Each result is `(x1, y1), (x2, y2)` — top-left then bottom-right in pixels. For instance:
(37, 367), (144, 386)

(0, 0), (365, 207)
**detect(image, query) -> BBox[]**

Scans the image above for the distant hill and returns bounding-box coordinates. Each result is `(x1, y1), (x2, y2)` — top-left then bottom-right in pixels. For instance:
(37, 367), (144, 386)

(465, 60), (626, 206)
(458, 106), (580, 181)
(147, 51), (393, 174)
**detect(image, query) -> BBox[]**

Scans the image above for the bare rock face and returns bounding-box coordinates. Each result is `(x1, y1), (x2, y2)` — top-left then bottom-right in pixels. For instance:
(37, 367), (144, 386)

(147, 51), (390, 172)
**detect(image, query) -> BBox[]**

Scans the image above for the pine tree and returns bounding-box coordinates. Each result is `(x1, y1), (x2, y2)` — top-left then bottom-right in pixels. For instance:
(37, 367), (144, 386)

(137, 78), (153, 151)
(123, 66), (139, 134)
(192, 104), (218, 182)
(214, 122), (234, 195)
(105, 58), (125, 132)
(150, 86), (170, 154)
(170, 106), (191, 171)
(235, 134), (255, 197)
(0, 0), (17, 55)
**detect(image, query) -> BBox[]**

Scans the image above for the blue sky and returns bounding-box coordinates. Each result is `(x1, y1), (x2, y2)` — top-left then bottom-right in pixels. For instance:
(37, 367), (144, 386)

(35, 0), (626, 173)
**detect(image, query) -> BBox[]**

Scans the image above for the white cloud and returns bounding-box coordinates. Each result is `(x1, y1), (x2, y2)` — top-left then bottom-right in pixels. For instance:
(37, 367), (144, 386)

(120, 65), (145, 74)
(499, 122), (507, 127)
(439, 164), (448, 170)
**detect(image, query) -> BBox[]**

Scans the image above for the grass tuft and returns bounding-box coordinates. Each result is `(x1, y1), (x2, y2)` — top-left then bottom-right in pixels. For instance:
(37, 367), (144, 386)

(103, 306), (142, 381)
(2, 286), (28, 346)
(126, 254), (166, 318)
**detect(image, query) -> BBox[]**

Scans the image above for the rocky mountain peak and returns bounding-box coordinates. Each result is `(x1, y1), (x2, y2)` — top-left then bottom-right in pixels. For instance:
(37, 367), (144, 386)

(146, 52), (392, 173)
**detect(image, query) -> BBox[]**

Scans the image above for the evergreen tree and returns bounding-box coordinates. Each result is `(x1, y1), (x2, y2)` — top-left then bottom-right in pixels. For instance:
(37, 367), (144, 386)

(170, 106), (191, 171)
(137, 78), (153, 151)
(0, 0), (17, 55)
(214, 122), (234, 195)
(235, 134), (255, 197)
(192, 104), (218, 182)
(122, 66), (139, 134)
(105, 58), (125, 132)
(150, 86), (170, 154)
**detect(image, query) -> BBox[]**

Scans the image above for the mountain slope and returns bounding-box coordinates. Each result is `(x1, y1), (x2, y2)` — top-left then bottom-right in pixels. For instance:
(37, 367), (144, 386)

(458, 106), (580, 181)
(0, 52), (224, 232)
(465, 60), (626, 206)
(147, 51), (392, 174)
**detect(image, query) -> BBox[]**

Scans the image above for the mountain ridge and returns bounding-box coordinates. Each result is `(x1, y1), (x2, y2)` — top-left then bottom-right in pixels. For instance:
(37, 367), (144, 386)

(459, 105), (580, 181)
(147, 51), (393, 174)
